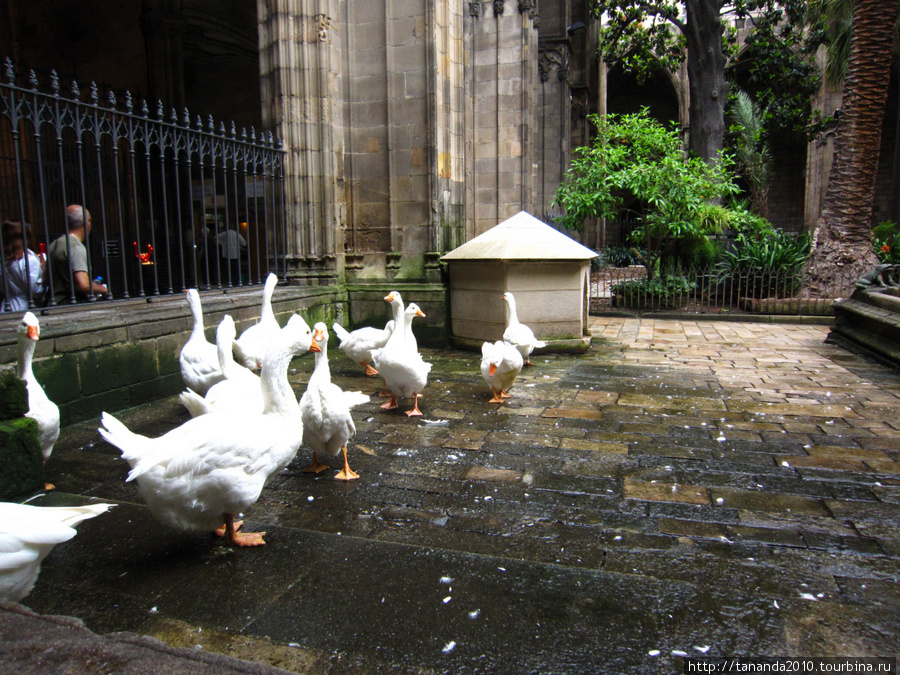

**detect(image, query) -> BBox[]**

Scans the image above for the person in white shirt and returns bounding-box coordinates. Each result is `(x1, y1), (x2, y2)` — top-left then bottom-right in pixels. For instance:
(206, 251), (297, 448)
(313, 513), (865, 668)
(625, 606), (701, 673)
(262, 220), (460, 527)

(1, 220), (46, 312)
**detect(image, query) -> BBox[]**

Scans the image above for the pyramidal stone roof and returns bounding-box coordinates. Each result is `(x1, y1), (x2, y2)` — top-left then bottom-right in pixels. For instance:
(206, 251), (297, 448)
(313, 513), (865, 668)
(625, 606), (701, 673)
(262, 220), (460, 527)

(441, 211), (598, 261)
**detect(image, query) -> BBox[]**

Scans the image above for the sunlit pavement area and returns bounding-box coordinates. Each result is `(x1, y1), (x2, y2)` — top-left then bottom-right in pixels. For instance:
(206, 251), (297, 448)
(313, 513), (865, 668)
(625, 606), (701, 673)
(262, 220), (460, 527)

(5, 316), (900, 673)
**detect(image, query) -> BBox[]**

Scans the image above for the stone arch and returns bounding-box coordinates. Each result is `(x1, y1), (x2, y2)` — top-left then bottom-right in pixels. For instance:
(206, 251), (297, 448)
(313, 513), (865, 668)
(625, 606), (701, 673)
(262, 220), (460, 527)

(606, 65), (682, 128)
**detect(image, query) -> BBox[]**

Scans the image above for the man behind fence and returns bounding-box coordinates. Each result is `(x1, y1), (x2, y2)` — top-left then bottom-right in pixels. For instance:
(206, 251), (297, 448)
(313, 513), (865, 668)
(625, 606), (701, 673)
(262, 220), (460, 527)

(47, 205), (109, 304)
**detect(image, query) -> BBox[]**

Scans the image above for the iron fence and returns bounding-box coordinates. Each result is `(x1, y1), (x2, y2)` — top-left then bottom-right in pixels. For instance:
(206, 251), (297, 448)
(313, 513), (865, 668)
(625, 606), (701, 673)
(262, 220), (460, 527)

(589, 262), (858, 316)
(0, 57), (287, 311)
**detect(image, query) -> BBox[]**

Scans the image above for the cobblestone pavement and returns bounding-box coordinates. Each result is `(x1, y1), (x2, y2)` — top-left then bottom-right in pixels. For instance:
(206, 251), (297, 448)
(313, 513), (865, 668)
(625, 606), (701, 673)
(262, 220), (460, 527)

(14, 317), (900, 673)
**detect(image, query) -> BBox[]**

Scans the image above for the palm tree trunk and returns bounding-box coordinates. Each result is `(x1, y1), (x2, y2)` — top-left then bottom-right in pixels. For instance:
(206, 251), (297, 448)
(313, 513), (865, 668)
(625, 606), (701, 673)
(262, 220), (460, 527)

(804, 0), (900, 297)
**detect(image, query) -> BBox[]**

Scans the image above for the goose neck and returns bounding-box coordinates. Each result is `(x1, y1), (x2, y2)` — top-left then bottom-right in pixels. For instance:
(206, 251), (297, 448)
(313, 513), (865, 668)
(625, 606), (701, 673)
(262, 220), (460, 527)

(260, 349), (298, 415)
(16, 335), (34, 380)
(312, 345), (331, 381)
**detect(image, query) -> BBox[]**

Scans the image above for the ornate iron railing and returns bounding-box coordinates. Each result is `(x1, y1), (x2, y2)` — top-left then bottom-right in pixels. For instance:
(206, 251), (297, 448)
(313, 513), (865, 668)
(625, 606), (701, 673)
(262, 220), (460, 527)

(0, 57), (287, 310)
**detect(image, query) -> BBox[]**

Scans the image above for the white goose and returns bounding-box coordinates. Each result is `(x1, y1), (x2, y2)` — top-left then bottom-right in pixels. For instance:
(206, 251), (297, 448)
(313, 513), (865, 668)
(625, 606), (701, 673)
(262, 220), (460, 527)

(179, 289), (225, 396)
(300, 323), (370, 480)
(501, 291), (546, 366)
(17, 312), (60, 489)
(0, 501), (113, 602)
(99, 314), (319, 547)
(332, 319), (395, 376)
(233, 273), (280, 371)
(480, 339), (524, 404)
(180, 314), (262, 418)
(372, 298), (431, 417)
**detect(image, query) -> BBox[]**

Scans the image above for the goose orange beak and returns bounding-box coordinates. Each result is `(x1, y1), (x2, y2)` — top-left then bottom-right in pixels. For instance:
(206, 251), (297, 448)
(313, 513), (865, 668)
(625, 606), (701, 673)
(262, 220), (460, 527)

(309, 341), (321, 353)
(27, 325), (39, 340)
(489, 364), (497, 376)
(384, 292), (395, 302)
(415, 309), (426, 318)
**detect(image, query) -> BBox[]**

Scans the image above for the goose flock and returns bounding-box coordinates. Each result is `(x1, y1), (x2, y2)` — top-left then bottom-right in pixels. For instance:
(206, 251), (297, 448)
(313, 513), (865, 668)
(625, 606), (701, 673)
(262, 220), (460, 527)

(1, 278), (546, 601)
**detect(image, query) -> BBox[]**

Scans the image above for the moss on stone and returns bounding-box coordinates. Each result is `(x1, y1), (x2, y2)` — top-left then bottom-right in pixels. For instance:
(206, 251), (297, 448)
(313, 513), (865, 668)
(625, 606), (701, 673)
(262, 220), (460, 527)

(0, 370), (29, 420)
(394, 253), (425, 280)
(33, 355), (80, 404)
(0, 417), (43, 499)
(79, 342), (159, 395)
(156, 334), (184, 376)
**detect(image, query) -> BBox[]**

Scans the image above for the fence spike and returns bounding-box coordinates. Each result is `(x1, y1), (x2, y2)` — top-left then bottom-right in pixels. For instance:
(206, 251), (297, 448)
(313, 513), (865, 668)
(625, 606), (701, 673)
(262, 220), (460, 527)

(90, 82), (99, 105)
(71, 79), (80, 98)
(28, 69), (38, 90)
(50, 70), (59, 95)
(157, 100), (164, 119)
(170, 107), (178, 124)
(4, 57), (13, 84)
(195, 115), (203, 130)
(267, 131), (274, 146)
(183, 107), (190, 126)
(108, 89), (117, 107)
(241, 127), (247, 142)
(250, 126), (256, 143)
(230, 121), (236, 138)
(141, 99), (149, 117)
(207, 115), (215, 132)
(219, 121), (226, 135)
(125, 90), (133, 113)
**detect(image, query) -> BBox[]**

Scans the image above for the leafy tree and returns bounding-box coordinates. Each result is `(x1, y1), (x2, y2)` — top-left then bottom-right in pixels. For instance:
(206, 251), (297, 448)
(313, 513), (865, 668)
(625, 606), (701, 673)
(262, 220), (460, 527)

(726, 2), (822, 135)
(804, 0), (900, 295)
(552, 109), (739, 276)
(591, 0), (820, 162)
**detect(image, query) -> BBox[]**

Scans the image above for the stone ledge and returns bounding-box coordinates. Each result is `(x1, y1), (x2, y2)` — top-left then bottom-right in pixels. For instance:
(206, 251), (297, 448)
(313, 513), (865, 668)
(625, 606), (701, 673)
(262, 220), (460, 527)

(830, 292), (900, 368)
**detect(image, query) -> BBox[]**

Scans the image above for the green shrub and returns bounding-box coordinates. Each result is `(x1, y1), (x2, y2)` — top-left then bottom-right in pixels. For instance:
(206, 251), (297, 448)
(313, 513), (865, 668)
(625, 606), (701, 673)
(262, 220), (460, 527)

(873, 220), (900, 264)
(611, 275), (697, 309)
(663, 235), (723, 269)
(726, 201), (774, 237)
(601, 245), (645, 268)
(716, 230), (810, 298)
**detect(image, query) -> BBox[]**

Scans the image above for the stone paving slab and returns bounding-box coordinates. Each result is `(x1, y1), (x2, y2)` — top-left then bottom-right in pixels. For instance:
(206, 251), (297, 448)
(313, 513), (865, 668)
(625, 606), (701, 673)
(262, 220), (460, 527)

(5, 316), (900, 673)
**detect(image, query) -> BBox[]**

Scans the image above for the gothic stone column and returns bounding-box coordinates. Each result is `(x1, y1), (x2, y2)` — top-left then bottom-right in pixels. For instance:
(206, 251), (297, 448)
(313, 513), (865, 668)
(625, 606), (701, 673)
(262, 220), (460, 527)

(258, 0), (343, 284)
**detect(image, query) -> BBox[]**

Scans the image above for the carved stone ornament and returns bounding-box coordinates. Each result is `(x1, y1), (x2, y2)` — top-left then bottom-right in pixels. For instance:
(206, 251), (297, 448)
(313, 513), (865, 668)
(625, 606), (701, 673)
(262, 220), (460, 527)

(538, 47), (568, 83)
(469, 1), (482, 18)
(494, 0), (505, 17)
(571, 88), (589, 117)
(518, 0), (535, 14)
(315, 14), (331, 42)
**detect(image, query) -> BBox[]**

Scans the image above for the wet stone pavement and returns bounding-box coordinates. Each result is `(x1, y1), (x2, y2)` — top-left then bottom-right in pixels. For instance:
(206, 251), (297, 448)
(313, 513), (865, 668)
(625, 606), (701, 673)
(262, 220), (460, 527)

(14, 317), (900, 673)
